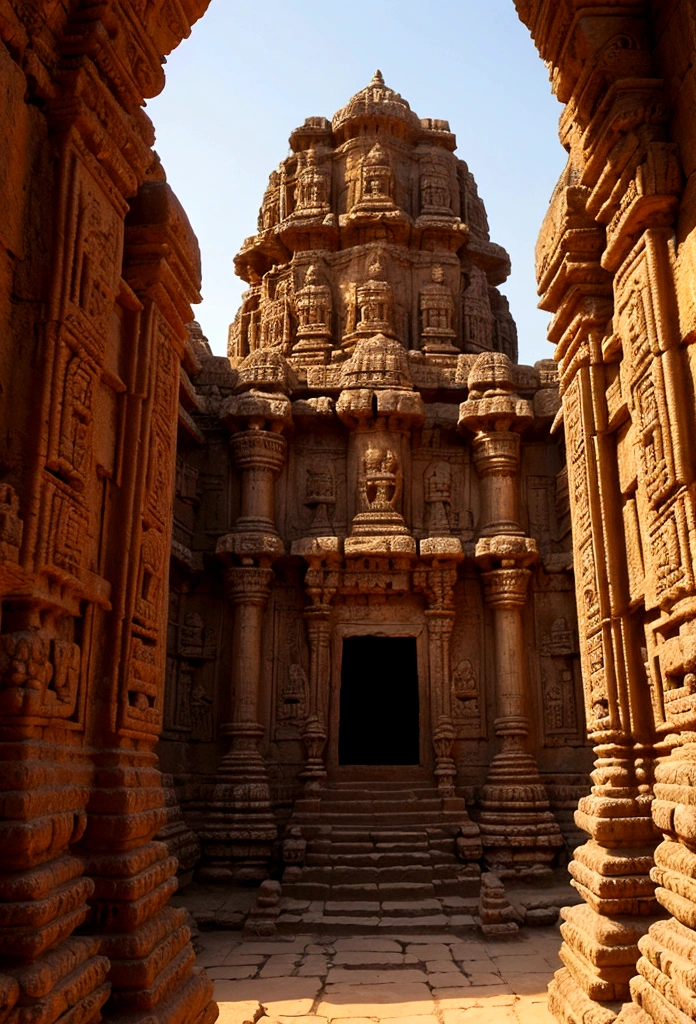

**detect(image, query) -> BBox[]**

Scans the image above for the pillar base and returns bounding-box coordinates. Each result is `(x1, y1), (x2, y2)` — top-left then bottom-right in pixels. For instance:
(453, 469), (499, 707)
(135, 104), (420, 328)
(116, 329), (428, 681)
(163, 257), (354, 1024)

(197, 749), (277, 882)
(548, 966), (620, 1024)
(479, 749), (564, 877)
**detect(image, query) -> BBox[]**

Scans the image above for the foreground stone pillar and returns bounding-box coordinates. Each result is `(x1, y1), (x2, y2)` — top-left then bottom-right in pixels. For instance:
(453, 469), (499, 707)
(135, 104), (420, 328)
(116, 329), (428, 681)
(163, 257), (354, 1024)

(200, 386), (290, 880)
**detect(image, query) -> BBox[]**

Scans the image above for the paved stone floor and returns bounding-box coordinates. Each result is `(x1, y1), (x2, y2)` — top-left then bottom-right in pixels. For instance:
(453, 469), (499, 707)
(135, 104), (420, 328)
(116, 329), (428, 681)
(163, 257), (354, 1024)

(196, 927), (561, 1024)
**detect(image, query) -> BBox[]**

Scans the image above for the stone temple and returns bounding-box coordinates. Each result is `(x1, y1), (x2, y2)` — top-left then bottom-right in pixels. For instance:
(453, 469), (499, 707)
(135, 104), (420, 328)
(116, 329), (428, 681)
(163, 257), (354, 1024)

(3, 3), (696, 1024)
(158, 73), (593, 926)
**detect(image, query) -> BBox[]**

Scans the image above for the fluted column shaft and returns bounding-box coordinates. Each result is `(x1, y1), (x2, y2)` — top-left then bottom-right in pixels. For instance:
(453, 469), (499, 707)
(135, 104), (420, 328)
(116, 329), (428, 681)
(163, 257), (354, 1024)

(301, 607), (332, 786)
(472, 430), (523, 536)
(478, 566), (564, 877)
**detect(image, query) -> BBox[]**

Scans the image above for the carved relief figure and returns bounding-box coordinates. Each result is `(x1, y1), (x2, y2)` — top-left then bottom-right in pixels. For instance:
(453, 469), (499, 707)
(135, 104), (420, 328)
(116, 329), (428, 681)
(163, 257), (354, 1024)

(258, 169), (281, 230)
(261, 278), (293, 353)
(540, 617), (575, 657)
(452, 658), (480, 719)
(178, 613), (215, 660)
(277, 663), (308, 721)
(190, 680), (213, 741)
(135, 528), (164, 628)
(424, 460), (453, 535)
(358, 142), (395, 209)
(0, 630), (80, 719)
(462, 266), (494, 352)
(304, 464), (336, 533)
(542, 666), (579, 742)
(420, 265), (457, 352)
(128, 635), (159, 724)
(356, 255), (394, 335)
(296, 265), (332, 333)
(362, 445), (402, 512)
(294, 150), (331, 216)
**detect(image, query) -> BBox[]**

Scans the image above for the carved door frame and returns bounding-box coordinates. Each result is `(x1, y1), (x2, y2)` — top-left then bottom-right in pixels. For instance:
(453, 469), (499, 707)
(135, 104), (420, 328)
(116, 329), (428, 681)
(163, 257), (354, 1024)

(327, 619), (431, 772)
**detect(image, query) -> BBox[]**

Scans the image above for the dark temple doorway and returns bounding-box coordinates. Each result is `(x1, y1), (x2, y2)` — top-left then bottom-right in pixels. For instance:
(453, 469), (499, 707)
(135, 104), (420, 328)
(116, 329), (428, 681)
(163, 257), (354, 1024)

(339, 636), (420, 765)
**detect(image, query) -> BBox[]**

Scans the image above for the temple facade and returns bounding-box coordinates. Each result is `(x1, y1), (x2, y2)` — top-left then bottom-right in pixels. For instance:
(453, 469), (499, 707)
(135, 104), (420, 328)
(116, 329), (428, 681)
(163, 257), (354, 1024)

(157, 75), (592, 927)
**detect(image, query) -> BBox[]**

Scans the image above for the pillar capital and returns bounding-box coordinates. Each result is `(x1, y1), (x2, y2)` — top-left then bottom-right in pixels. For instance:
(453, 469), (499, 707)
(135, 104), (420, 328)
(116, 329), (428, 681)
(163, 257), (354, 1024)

(229, 428), (287, 472)
(223, 566), (274, 606)
(471, 429), (521, 477)
(480, 567), (531, 609)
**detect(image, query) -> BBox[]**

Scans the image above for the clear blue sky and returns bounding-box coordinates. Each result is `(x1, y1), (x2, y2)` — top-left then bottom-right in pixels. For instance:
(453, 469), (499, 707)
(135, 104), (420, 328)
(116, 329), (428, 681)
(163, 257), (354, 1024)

(147, 0), (567, 366)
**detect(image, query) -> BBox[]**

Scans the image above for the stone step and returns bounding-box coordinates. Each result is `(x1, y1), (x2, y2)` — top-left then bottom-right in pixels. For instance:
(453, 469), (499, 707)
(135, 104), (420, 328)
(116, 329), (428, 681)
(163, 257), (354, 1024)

(333, 865), (435, 886)
(319, 798), (443, 813)
(282, 881), (331, 900)
(275, 907), (477, 936)
(433, 877), (481, 897)
(305, 850), (432, 868)
(300, 812), (448, 825)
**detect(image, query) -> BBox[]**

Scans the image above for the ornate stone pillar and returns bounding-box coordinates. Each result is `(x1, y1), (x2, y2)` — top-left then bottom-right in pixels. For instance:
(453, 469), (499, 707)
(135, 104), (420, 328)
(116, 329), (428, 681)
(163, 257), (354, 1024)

(199, 388), (290, 881)
(477, 560), (563, 876)
(460, 351), (564, 876)
(414, 559), (460, 796)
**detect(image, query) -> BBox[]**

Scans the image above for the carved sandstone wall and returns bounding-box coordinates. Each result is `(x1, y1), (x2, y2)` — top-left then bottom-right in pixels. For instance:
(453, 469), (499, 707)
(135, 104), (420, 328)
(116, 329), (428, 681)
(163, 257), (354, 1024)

(514, 2), (696, 1023)
(0, 3), (216, 1024)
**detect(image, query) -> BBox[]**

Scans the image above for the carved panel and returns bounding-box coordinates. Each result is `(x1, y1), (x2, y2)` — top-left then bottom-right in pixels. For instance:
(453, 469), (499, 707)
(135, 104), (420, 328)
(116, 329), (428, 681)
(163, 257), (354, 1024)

(272, 591), (309, 741)
(0, 630), (81, 723)
(285, 440), (347, 540)
(563, 374), (610, 731)
(450, 578), (485, 739)
(62, 158), (123, 355)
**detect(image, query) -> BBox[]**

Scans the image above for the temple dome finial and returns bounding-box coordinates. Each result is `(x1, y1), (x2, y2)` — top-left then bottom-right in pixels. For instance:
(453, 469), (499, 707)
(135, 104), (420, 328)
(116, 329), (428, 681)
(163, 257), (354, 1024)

(332, 71), (419, 136)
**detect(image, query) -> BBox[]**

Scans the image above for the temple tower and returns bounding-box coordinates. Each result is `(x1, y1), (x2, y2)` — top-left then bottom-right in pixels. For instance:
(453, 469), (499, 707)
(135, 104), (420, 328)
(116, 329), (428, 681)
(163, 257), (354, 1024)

(161, 73), (591, 924)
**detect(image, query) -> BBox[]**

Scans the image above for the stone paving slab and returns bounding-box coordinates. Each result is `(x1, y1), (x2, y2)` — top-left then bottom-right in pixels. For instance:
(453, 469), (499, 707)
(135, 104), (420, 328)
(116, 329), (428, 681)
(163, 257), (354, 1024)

(204, 924), (561, 1023)
(318, 981), (435, 1018)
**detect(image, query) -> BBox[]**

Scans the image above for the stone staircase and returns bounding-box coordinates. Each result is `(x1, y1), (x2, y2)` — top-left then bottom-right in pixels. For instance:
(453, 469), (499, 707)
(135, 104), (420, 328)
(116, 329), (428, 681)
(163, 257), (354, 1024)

(277, 770), (482, 934)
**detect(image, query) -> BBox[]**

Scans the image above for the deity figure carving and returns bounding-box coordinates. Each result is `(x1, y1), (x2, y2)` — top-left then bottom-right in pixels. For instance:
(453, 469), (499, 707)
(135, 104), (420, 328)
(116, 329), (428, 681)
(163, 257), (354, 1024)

(420, 162), (452, 216)
(424, 460), (454, 535)
(542, 666), (579, 741)
(293, 265), (333, 362)
(294, 150), (331, 217)
(304, 464), (336, 534)
(296, 265), (332, 333)
(361, 445), (402, 513)
(458, 162), (490, 239)
(420, 265), (457, 353)
(178, 613), (215, 660)
(128, 635), (158, 721)
(489, 290), (518, 363)
(356, 255), (394, 336)
(357, 142), (395, 211)
(452, 658), (479, 718)
(0, 629), (81, 719)
(277, 664), (308, 722)
(258, 169), (281, 231)
(135, 528), (164, 628)
(190, 681), (213, 742)
(462, 267), (494, 352)
(261, 277), (293, 353)
(540, 616), (575, 657)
